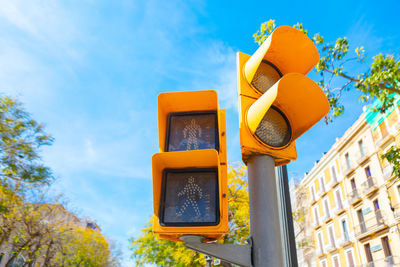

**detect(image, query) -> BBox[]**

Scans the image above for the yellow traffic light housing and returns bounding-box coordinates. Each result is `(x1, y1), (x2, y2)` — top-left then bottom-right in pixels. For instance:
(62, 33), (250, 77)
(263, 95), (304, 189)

(152, 90), (228, 242)
(152, 150), (228, 242)
(157, 90), (227, 164)
(238, 26), (330, 165)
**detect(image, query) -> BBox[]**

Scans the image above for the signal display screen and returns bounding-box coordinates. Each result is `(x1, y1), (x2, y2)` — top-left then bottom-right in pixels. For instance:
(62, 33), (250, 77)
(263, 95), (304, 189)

(166, 112), (218, 152)
(160, 169), (219, 226)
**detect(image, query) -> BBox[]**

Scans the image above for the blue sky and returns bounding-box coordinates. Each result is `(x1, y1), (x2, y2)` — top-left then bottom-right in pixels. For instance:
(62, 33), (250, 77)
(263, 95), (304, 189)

(0, 0), (399, 265)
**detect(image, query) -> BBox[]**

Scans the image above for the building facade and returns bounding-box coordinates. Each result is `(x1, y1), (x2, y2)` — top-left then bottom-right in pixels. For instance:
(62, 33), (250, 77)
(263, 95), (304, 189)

(295, 98), (400, 267)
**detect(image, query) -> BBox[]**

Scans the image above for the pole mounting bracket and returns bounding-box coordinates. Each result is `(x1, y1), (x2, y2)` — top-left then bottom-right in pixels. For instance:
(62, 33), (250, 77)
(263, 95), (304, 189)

(180, 235), (252, 267)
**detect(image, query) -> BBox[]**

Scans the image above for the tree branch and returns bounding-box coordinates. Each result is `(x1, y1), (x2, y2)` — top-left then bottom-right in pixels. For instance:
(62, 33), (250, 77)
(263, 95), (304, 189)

(323, 68), (400, 94)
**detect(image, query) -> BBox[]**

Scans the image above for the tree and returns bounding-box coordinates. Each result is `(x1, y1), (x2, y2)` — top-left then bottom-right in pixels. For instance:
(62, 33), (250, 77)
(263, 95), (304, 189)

(254, 20), (400, 179)
(0, 96), (53, 192)
(0, 96), (119, 266)
(130, 165), (249, 266)
(0, 191), (119, 267)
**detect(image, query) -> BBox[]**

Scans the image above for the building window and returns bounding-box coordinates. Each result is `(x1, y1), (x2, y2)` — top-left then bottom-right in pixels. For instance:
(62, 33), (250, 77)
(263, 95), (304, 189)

(320, 259), (327, 267)
(358, 139), (365, 157)
(373, 199), (383, 222)
(364, 243), (373, 264)
(380, 121), (388, 138)
(327, 223), (335, 248)
(350, 178), (357, 190)
(331, 166), (338, 182)
(317, 230), (324, 254)
(310, 185), (316, 201)
(320, 176), (326, 193)
(323, 196), (330, 219)
(345, 153), (351, 169)
(345, 248), (355, 267)
(334, 186), (344, 210)
(340, 217), (350, 241)
(381, 236), (392, 258)
(313, 205), (319, 225)
(357, 209), (366, 233)
(364, 166), (371, 178)
(332, 254), (340, 267)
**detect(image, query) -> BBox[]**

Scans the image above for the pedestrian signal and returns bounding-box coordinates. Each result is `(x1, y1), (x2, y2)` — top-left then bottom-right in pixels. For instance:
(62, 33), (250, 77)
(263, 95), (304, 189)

(152, 90), (228, 242)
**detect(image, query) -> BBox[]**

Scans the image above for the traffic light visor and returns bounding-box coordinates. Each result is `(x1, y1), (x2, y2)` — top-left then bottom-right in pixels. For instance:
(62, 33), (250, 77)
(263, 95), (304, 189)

(245, 26), (319, 85)
(158, 90), (219, 152)
(247, 73), (330, 143)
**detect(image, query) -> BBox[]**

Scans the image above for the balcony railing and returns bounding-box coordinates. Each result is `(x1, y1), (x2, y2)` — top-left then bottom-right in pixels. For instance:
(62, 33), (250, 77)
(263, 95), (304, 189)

(316, 247), (325, 256)
(342, 162), (354, 176)
(356, 149), (369, 165)
(337, 233), (353, 247)
(325, 243), (336, 252)
(394, 121), (400, 131)
(354, 210), (386, 238)
(383, 164), (394, 180)
(348, 188), (361, 205)
(376, 132), (392, 147)
(312, 218), (321, 229)
(361, 176), (379, 195)
(316, 190), (323, 199)
(361, 256), (396, 267)
(334, 202), (348, 215)
(322, 212), (330, 222)
(394, 204), (400, 220)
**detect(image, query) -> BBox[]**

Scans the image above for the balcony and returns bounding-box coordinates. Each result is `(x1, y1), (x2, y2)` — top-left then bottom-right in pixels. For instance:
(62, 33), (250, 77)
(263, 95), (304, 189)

(322, 212), (332, 223)
(354, 210), (387, 239)
(342, 163), (355, 177)
(316, 248), (325, 257)
(325, 243), (337, 253)
(376, 132), (393, 148)
(337, 234), (353, 247)
(383, 164), (394, 181)
(310, 194), (317, 205)
(334, 202), (348, 215)
(348, 188), (362, 205)
(360, 256), (398, 267)
(312, 218), (321, 229)
(394, 204), (400, 220)
(361, 176), (379, 196)
(356, 149), (369, 165)
(394, 120), (400, 131)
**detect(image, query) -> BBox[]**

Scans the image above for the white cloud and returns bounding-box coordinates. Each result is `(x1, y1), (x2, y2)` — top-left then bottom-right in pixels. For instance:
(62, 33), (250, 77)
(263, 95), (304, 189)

(0, 1), (78, 46)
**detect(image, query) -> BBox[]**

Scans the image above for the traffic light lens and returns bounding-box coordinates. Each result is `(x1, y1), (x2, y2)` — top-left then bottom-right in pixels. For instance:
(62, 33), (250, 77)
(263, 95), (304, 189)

(160, 169), (219, 226)
(255, 107), (291, 147)
(166, 112), (218, 152)
(251, 61), (281, 94)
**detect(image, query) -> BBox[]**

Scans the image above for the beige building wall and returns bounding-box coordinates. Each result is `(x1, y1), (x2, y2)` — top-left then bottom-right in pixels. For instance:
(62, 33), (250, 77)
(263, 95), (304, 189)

(295, 105), (400, 267)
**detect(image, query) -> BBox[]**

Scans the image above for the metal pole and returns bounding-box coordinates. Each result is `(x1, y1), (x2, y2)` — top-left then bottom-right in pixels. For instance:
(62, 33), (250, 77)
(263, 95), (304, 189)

(247, 155), (284, 267)
(276, 165), (298, 267)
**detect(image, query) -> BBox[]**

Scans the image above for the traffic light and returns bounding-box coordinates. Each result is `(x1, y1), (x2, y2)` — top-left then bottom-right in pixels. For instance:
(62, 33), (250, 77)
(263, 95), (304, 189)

(237, 26), (330, 165)
(152, 90), (228, 242)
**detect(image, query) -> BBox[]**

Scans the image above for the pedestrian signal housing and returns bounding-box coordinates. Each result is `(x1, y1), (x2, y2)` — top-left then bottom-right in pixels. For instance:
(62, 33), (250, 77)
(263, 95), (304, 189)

(152, 90), (228, 242)
(237, 26), (330, 165)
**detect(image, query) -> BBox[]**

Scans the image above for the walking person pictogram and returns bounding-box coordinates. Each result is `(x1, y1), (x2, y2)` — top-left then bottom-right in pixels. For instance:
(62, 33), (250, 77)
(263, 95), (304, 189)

(183, 119), (202, 150)
(176, 176), (203, 218)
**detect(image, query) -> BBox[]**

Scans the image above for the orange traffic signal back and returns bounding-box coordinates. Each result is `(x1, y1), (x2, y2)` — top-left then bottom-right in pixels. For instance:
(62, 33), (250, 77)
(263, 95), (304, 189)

(237, 26), (330, 165)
